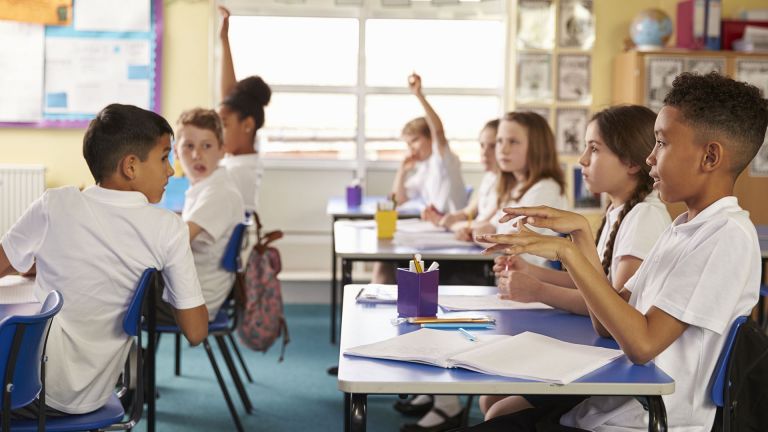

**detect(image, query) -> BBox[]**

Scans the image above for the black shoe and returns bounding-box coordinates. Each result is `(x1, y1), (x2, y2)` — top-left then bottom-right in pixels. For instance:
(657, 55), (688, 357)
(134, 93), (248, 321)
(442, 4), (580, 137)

(394, 395), (434, 417)
(400, 407), (464, 432)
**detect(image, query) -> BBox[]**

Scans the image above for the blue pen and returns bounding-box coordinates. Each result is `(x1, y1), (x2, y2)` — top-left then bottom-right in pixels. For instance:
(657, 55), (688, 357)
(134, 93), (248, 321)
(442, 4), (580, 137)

(458, 327), (477, 342)
(421, 323), (494, 329)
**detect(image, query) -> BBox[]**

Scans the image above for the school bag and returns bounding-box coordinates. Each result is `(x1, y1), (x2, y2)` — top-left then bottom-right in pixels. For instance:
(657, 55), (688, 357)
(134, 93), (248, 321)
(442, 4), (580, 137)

(236, 211), (290, 361)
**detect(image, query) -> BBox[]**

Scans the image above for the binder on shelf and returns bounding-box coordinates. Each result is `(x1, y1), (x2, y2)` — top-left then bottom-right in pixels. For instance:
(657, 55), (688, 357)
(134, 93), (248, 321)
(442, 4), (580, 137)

(705, 0), (722, 50)
(677, 0), (706, 49)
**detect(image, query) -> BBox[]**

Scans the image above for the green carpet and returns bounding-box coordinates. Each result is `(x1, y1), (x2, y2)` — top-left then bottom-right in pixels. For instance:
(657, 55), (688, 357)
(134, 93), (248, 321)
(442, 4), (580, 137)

(133, 304), (483, 431)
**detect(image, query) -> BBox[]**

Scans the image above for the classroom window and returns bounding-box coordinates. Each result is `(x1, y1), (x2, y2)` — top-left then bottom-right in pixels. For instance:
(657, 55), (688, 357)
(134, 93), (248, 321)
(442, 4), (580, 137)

(223, 8), (505, 163)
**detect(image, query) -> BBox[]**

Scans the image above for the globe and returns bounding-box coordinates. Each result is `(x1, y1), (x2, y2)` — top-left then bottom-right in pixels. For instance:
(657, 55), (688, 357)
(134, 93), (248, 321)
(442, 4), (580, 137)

(630, 9), (673, 50)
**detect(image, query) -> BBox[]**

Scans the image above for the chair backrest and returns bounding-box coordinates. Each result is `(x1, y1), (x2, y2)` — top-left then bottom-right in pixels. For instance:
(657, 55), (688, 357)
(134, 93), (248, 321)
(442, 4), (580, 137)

(221, 223), (248, 273)
(0, 290), (63, 410)
(123, 268), (159, 336)
(711, 316), (748, 407)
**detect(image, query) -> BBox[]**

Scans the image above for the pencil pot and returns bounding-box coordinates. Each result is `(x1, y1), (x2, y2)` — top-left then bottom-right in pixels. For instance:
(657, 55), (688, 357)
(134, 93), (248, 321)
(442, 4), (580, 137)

(396, 268), (439, 317)
(375, 210), (397, 239)
(346, 185), (362, 207)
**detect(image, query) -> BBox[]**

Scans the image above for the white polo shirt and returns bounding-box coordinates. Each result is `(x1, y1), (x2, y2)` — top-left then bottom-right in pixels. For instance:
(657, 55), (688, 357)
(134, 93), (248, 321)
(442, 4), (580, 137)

(220, 153), (262, 213)
(561, 196), (761, 432)
(403, 142), (467, 214)
(183, 168), (245, 320)
(475, 171), (498, 221)
(596, 191), (671, 282)
(1, 185), (205, 414)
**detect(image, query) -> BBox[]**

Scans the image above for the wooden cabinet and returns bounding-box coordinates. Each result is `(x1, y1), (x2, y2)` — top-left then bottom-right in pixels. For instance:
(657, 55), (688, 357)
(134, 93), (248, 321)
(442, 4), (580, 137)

(613, 50), (768, 224)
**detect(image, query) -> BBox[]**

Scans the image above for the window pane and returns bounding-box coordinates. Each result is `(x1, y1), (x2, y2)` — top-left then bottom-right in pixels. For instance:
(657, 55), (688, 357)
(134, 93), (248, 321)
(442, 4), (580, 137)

(365, 94), (500, 162)
(228, 16), (358, 86)
(262, 92), (357, 159)
(366, 19), (504, 88)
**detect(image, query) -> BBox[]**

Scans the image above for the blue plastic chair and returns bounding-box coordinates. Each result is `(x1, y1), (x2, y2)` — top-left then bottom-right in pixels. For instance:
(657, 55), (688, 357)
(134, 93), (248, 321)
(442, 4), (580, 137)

(11, 268), (158, 432)
(709, 315), (748, 431)
(0, 290), (63, 432)
(154, 223), (250, 432)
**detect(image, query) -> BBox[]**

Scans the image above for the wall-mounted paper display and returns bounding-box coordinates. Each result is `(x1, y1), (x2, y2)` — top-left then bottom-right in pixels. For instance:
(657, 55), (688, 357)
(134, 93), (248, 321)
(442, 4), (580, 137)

(557, 54), (591, 102)
(517, 0), (555, 50)
(644, 56), (684, 113)
(516, 53), (553, 103)
(558, 0), (594, 49)
(555, 107), (588, 156)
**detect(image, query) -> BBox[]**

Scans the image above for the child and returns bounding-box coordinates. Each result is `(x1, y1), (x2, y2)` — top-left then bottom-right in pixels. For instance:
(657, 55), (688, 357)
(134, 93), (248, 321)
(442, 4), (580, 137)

(218, 6), (271, 213)
(472, 111), (567, 268)
(479, 105), (672, 421)
(0, 104), (209, 417)
(426, 119), (500, 242)
(155, 108), (245, 324)
(393, 73), (467, 214)
(473, 73), (767, 431)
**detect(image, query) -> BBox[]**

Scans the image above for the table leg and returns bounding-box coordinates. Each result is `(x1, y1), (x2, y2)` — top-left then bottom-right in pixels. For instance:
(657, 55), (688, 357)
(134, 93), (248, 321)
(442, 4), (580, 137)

(342, 258), (353, 289)
(349, 393), (367, 432)
(344, 393), (351, 432)
(646, 396), (668, 432)
(331, 218), (338, 344)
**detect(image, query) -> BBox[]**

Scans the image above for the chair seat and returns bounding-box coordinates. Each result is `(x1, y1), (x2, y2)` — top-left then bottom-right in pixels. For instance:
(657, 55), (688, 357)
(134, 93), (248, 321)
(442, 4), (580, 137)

(152, 309), (230, 333)
(10, 394), (124, 432)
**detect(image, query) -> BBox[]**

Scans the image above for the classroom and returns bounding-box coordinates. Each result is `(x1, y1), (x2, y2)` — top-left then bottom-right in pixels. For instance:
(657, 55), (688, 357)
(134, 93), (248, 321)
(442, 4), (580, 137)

(1, 0), (767, 431)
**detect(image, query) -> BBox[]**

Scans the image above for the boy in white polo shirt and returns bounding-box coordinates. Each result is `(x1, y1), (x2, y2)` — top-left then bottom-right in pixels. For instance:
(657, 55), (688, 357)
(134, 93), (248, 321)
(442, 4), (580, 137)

(0, 104), (209, 417)
(155, 108), (244, 323)
(473, 72), (767, 431)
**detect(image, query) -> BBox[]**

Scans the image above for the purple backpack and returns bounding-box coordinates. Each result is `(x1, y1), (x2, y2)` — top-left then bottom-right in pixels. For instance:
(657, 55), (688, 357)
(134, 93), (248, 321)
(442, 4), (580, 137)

(237, 213), (289, 361)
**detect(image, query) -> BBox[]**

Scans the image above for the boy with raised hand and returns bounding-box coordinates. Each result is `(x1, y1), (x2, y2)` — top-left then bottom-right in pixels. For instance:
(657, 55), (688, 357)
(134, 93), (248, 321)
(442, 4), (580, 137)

(0, 104), (209, 417)
(474, 72), (767, 431)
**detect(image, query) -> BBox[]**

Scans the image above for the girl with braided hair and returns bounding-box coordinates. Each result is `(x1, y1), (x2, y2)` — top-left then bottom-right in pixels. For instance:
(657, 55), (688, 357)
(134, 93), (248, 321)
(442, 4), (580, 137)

(476, 105), (672, 422)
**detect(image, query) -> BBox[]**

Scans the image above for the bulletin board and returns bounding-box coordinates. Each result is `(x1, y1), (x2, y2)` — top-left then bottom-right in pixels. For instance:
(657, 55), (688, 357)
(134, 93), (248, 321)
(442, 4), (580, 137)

(0, 0), (162, 128)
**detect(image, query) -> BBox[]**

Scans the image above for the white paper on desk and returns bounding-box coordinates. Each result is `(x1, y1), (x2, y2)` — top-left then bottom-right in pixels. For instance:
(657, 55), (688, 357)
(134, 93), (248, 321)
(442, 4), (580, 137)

(439, 295), (552, 311)
(0, 276), (38, 304)
(356, 284), (397, 304)
(0, 21), (44, 122)
(393, 232), (474, 249)
(396, 219), (448, 234)
(450, 331), (623, 384)
(45, 37), (151, 114)
(74, 0), (151, 32)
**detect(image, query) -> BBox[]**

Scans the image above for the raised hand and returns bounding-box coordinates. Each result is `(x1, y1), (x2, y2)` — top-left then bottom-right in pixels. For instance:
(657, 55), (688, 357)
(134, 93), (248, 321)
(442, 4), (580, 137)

(477, 224), (573, 262)
(498, 205), (589, 236)
(218, 6), (230, 41)
(497, 270), (542, 303)
(408, 73), (422, 95)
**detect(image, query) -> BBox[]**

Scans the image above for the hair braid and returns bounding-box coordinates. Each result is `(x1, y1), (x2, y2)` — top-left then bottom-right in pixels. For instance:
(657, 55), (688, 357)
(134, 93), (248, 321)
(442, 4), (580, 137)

(598, 181), (653, 277)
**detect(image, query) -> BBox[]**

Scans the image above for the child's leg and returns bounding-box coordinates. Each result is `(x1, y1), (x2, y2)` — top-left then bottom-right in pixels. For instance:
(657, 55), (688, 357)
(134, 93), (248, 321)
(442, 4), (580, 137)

(371, 261), (396, 284)
(402, 395), (463, 430)
(478, 395), (509, 415)
(484, 395), (533, 421)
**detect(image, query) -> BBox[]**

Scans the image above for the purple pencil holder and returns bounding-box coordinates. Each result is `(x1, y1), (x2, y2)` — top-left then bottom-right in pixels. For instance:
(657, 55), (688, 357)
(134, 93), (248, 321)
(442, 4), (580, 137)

(396, 268), (439, 317)
(346, 185), (362, 207)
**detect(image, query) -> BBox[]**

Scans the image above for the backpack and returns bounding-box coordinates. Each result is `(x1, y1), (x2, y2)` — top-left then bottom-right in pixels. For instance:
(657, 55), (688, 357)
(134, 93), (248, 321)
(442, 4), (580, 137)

(236, 212), (290, 361)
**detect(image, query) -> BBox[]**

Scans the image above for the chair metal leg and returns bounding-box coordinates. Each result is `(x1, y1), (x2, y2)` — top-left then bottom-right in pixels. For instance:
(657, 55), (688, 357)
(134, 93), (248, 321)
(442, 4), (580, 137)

(227, 332), (254, 383)
(203, 338), (245, 432)
(215, 335), (254, 414)
(174, 333), (181, 376)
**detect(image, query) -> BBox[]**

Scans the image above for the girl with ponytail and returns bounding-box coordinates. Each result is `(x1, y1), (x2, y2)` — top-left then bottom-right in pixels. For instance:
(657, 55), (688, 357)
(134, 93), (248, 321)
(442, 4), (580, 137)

(476, 105), (672, 421)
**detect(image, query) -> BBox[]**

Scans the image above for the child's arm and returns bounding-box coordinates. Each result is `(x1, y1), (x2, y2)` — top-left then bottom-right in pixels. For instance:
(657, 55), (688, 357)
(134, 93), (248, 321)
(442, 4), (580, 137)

(494, 255), (575, 288)
(172, 305), (209, 346)
(408, 73), (449, 155)
(0, 245), (14, 278)
(219, 6), (237, 100)
(187, 221), (204, 241)
(497, 270), (590, 315)
(391, 155), (417, 205)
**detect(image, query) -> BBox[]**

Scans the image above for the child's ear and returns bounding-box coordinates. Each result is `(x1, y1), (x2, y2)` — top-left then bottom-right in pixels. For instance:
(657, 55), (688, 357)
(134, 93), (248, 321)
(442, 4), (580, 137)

(701, 141), (724, 172)
(626, 162), (641, 175)
(243, 116), (256, 133)
(120, 154), (139, 181)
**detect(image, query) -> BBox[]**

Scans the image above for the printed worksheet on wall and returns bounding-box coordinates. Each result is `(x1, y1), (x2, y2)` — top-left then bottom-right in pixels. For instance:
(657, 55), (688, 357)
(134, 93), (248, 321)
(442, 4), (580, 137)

(0, 21), (44, 122)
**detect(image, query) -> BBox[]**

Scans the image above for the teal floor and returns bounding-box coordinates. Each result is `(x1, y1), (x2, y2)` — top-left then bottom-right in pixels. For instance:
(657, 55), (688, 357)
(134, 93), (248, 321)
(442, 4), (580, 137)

(134, 304), (483, 431)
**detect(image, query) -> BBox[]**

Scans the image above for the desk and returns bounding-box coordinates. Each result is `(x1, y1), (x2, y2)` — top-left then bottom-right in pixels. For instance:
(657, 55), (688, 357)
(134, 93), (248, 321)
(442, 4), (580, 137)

(327, 197), (421, 343)
(337, 284), (674, 432)
(332, 220), (494, 343)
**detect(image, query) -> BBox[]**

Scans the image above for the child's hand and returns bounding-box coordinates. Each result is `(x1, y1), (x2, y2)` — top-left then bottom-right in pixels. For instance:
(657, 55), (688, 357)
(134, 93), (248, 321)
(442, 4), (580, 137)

(492, 255), (528, 277)
(401, 154), (417, 172)
(218, 6), (230, 41)
(421, 204), (443, 225)
(454, 226), (473, 242)
(438, 212), (462, 228)
(497, 270), (541, 303)
(477, 224), (572, 262)
(499, 206), (588, 236)
(408, 73), (422, 95)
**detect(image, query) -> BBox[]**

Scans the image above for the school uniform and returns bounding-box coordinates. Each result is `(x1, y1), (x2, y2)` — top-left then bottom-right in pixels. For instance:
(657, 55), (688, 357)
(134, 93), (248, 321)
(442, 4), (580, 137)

(220, 153), (262, 213)
(1, 186), (205, 414)
(560, 196), (761, 431)
(596, 191), (671, 282)
(183, 168), (245, 321)
(476, 171), (498, 221)
(491, 178), (568, 267)
(404, 142), (467, 214)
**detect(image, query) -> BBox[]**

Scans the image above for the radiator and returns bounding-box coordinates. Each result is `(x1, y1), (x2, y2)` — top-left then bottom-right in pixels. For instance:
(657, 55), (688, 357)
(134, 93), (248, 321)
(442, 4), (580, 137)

(0, 165), (45, 236)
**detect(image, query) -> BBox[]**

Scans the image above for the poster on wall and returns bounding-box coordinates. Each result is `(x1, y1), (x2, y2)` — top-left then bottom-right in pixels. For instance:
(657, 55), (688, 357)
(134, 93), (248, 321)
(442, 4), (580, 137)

(685, 57), (725, 75)
(645, 57), (684, 112)
(555, 108), (588, 156)
(516, 53), (552, 102)
(750, 133), (768, 177)
(558, 0), (594, 50)
(517, 0), (555, 50)
(735, 60), (768, 100)
(557, 54), (591, 102)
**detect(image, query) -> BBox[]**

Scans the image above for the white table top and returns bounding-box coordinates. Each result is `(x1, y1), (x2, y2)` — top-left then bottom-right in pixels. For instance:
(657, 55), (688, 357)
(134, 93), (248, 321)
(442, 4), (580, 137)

(337, 284), (674, 396)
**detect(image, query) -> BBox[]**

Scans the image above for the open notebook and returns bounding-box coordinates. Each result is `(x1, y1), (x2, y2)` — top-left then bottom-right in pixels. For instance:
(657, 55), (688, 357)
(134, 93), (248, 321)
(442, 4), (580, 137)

(344, 328), (623, 384)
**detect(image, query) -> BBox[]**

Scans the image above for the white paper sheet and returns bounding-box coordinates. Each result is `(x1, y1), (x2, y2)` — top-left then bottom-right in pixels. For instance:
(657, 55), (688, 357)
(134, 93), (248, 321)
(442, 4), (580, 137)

(0, 20), (44, 122)
(74, 0), (150, 32)
(439, 295), (553, 311)
(393, 232), (474, 249)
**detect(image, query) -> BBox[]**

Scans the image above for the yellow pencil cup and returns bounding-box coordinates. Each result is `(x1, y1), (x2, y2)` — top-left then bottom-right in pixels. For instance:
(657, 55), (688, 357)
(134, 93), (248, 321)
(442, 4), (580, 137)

(375, 210), (397, 239)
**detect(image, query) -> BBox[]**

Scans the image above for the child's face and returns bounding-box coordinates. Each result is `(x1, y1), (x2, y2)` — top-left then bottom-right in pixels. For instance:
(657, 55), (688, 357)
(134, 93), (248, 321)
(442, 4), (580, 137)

(579, 121), (637, 196)
(647, 106), (704, 204)
(479, 127), (497, 172)
(133, 134), (174, 204)
(403, 133), (432, 161)
(175, 125), (225, 184)
(495, 120), (529, 177)
(218, 105), (251, 154)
